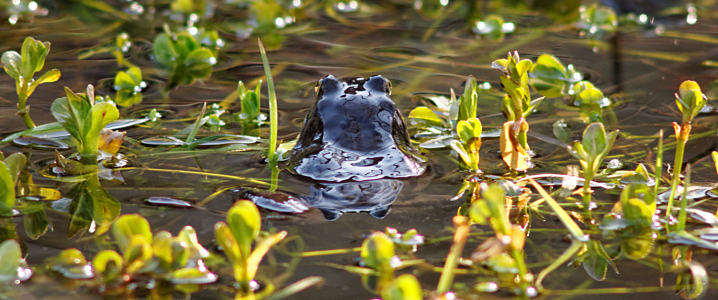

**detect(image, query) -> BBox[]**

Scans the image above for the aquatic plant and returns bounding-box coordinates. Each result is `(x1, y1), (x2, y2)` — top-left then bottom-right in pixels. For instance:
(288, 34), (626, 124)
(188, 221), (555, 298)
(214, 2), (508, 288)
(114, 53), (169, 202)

(450, 117), (482, 172)
(492, 51), (544, 172)
(78, 33), (133, 67)
(89, 214), (216, 288)
(468, 184), (532, 295)
(0, 151), (27, 216)
(575, 3), (618, 39)
(113, 66), (146, 107)
(472, 15), (515, 40)
(153, 27), (216, 89)
(567, 122), (618, 209)
(0, 239), (31, 282)
(51, 85), (120, 164)
(236, 80), (266, 135)
(666, 81), (707, 216)
(381, 274), (422, 300)
(214, 200), (287, 293)
(258, 39), (279, 164)
(1, 37), (61, 129)
(529, 54), (582, 98)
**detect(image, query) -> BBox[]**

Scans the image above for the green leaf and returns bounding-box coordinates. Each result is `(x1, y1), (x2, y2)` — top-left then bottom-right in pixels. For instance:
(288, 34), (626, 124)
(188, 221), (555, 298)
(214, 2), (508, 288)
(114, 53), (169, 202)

(0, 162), (15, 215)
(1, 51), (22, 81)
(552, 119), (571, 144)
(153, 34), (178, 67)
(226, 200), (261, 260)
(530, 77), (565, 98)
(24, 208), (50, 240)
(123, 235), (153, 274)
(21, 37), (39, 78)
(621, 231), (654, 260)
(408, 107), (443, 128)
(480, 184), (510, 235)
(677, 260), (708, 300)
(112, 214), (153, 254)
(185, 48), (215, 79)
(381, 274), (423, 300)
(92, 249), (123, 274)
(177, 225), (210, 260)
(4, 152), (27, 187)
(621, 184), (655, 213)
(214, 222), (242, 266)
(28, 69), (61, 95)
(457, 118), (482, 144)
(360, 231), (396, 271)
(0, 239), (22, 280)
(530, 54), (566, 79)
(581, 122), (608, 161)
(678, 80), (702, 99)
(151, 231), (174, 268)
(576, 88), (605, 106)
(515, 59), (533, 77)
(469, 200), (491, 225)
(457, 76), (477, 122)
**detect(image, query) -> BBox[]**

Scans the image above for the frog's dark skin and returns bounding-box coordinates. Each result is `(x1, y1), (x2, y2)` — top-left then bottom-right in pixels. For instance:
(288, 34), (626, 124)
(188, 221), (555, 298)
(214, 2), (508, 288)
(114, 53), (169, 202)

(235, 75), (426, 220)
(287, 74), (426, 182)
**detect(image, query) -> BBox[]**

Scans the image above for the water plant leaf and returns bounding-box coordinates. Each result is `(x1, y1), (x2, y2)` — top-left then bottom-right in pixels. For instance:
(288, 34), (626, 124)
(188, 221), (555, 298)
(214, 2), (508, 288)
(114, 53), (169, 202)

(408, 106), (443, 128)
(112, 214), (153, 253)
(177, 226), (210, 260)
(0, 239), (23, 281)
(123, 235), (153, 274)
(114, 66), (144, 107)
(92, 249), (123, 275)
(381, 274), (422, 300)
(246, 231), (287, 280)
(500, 121), (530, 171)
(676, 260), (708, 300)
(457, 76), (477, 122)
(4, 152), (27, 187)
(0, 161), (16, 215)
(530, 54), (566, 79)
(361, 231), (396, 272)
(153, 34), (177, 67)
(227, 200), (262, 260)
(1, 51), (22, 81)
(580, 240), (617, 281)
(675, 80), (706, 123)
(28, 69), (61, 94)
(24, 208), (50, 240)
(621, 231), (655, 260)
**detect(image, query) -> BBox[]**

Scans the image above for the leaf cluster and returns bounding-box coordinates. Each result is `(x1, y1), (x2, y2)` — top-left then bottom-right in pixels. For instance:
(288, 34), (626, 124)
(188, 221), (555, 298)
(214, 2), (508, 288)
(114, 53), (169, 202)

(153, 28), (217, 89)
(214, 200), (287, 292)
(236, 80), (266, 128)
(84, 214), (216, 287)
(675, 80), (706, 125)
(575, 3), (618, 38)
(492, 51), (543, 122)
(529, 54), (582, 98)
(567, 122), (618, 178)
(450, 118), (482, 172)
(51, 85), (120, 161)
(0, 151), (27, 216)
(114, 66), (146, 107)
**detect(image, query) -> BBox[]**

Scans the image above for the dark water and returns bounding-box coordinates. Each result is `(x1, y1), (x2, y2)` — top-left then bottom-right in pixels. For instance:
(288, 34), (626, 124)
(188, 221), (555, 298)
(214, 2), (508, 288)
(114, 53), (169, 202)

(2, 0), (718, 299)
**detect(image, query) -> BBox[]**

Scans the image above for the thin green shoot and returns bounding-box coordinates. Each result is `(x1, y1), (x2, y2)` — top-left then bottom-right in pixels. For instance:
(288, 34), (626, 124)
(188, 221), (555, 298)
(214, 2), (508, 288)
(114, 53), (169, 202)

(258, 39), (278, 164)
(654, 129), (663, 198)
(677, 164), (691, 232)
(261, 277), (325, 300)
(185, 102), (207, 145)
(436, 215), (469, 294)
(535, 239), (584, 290)
(666, 140), (686, 217)
(528, 179), (587, 242)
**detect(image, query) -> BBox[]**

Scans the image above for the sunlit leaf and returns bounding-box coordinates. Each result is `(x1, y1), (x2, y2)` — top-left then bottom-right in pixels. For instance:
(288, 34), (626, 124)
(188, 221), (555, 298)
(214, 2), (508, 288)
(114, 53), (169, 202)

(0, 161), (16, 215)
(92, 249), (123, 275)
(361, 231), (396, 272)
(0, 239), (23, 281)
(408, 107), (443, 128)
(112, 214), (152, 253)
(381, 274), (422, 300)
(226, 200), (262, 260)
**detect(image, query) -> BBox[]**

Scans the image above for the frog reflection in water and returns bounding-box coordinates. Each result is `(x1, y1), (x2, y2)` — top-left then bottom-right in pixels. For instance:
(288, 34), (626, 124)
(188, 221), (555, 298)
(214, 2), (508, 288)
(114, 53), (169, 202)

(241, 75), (427, 221)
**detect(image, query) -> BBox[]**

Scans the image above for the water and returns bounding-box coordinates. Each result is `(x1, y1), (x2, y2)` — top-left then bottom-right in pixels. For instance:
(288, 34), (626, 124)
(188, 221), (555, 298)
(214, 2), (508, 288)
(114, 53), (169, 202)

(2, 0), (718, 299)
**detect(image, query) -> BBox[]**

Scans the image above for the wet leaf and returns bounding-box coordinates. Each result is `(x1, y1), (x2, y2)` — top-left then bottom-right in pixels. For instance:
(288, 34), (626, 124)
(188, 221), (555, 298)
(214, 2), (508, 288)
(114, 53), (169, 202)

(170, 267), (217, 284)
(92, 249), (123, 275)
(112, 214), (152, 253)
(123, 235), (153, 274)
(0, 161), (16, 215)
(676, 260), (708, 300)
(0, 239), (22, 281)
(361, 231), (396, 272)
(408, 106), (443, 128)
(97, 129), (125, 156)
(381, 274), (422, 300)
(457, 76), (477, 122)
(530, 54), (566, 79)
(1, 51), (22, 81)
(552, 119), (571, 144)
(621, 231), (655, 260)
(24, 208), (50, 240)
(178, 226), (210, 260)
(580, 240), (618, 281)
(227, 200), (262, 260)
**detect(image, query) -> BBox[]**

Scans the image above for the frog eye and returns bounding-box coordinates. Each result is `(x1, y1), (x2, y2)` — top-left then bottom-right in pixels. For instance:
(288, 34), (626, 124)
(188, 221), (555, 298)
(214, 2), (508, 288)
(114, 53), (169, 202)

(315, 79), (322, 93)
(386, 80), (392, 96)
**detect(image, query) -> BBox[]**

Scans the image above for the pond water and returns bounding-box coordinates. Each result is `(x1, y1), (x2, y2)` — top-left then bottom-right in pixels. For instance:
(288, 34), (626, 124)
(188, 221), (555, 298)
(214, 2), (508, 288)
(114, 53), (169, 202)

(2, 0), (718, 299)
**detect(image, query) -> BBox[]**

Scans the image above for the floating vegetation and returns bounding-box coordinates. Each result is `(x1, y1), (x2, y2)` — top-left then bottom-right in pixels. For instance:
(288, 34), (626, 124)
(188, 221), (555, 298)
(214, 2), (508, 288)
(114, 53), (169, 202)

(2, 1), (718, 299)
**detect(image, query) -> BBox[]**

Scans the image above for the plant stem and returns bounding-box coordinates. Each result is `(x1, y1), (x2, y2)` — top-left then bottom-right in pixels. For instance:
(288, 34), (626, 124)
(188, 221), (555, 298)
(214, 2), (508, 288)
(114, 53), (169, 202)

(677, 164), (691, 232)
(666, 129), (688, 217)
(653, 129), (663, 198)
(17, 88), (35, 128)
(258, 39), (278, 164)
(509, 247), (530, 294)
(582, 170), (593, 211)
(436, 215), (469, 294)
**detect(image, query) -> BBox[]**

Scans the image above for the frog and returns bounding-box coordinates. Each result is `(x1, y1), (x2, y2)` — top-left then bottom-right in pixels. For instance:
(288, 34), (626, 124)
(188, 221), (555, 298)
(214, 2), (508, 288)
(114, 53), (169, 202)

(286, 74), (427, 182)
(234, 75), (427, 220)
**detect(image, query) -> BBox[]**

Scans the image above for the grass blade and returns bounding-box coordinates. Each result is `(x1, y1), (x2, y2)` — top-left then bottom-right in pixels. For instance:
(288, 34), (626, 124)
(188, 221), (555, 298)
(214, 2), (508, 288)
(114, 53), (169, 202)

(528, 178), (587, 242)
(258, 39), (278, 164)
